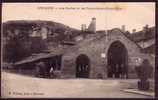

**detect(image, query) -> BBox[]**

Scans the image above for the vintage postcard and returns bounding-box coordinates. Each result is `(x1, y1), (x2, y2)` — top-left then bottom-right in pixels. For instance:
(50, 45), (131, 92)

(1, 2), (155, 98)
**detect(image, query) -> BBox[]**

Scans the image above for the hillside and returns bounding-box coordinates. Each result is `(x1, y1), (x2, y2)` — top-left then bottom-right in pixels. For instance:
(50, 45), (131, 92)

(2, 20), (81, 39)
(2, 20), (82, 63)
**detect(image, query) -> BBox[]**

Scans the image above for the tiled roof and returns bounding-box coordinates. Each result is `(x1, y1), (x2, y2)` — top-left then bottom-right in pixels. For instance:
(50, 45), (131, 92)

(14, 48), (64, 66)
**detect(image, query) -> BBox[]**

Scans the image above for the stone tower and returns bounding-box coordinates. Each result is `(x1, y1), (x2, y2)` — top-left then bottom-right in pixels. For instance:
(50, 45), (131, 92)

(87, 17), (96, 33)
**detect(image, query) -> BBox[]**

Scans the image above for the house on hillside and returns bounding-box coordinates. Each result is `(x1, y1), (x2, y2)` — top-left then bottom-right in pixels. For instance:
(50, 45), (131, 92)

(130, 25), (155, 55)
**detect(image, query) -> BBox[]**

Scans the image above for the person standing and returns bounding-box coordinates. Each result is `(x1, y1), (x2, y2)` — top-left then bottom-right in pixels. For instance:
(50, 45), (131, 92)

(115, 64), (119, 78)
(35, 61), (46, 77)
(50, 66), (54, 78)
(120, 64), (125, 78)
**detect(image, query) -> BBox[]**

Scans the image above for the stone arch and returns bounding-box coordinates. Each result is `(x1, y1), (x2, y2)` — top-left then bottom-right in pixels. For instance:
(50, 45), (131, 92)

(76, 54), (90, 78)
(107, 40), (128, 78)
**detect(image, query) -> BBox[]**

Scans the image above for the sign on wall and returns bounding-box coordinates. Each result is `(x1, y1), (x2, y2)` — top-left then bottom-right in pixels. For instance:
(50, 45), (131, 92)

(130, 57), (142, 66)
(101, 53), (106, 58)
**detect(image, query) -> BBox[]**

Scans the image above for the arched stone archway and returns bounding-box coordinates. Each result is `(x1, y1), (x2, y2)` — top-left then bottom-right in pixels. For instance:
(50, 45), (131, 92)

(107, 41), (128, 78)
(76, 54), (90, 78)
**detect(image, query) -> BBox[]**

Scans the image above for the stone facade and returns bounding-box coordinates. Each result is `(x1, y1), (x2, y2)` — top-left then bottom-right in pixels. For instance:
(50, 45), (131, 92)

(61, 28), (154, 79)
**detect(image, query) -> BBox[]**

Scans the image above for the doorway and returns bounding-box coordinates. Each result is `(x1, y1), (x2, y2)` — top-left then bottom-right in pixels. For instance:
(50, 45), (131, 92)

(107, 41), (128, 78)
(76, 54), (90, 78)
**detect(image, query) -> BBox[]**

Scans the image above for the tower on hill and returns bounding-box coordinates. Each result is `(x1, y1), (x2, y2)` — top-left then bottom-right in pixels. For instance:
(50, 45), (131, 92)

(87, 17), (96, 33)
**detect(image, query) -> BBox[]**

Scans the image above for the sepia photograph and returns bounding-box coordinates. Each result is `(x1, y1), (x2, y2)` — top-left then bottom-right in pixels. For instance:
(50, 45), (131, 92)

(1, 2), (155, 98)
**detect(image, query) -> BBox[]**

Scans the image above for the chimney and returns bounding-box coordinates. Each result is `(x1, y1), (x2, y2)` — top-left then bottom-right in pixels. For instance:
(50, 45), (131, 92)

(92, 17), (96, 21)
(143, 24), (149, 33)
(91, 17), (96, 33)
(81, 24), (87, 31)
(145, 24), (149, 28)
(121, 25), (126, 32)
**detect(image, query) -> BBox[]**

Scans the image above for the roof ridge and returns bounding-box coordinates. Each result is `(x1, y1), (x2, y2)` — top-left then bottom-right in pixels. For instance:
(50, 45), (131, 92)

(110, 28), (143, 50)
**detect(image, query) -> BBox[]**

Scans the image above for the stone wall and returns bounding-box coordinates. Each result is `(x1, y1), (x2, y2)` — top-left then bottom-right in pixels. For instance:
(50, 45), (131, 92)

(61, 28), (155, 79)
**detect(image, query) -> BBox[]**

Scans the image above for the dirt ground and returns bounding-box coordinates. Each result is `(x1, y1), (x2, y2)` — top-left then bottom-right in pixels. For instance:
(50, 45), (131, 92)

(1, 71), (154, 98)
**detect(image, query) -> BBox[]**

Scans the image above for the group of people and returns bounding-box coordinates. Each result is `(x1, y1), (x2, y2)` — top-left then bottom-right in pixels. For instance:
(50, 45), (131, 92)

(35, 61), (56, 78)
(108, 63), (127, 78)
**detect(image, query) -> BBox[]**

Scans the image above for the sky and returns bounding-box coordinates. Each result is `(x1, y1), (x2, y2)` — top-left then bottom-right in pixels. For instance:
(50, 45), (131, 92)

(2, 3), (155, 32)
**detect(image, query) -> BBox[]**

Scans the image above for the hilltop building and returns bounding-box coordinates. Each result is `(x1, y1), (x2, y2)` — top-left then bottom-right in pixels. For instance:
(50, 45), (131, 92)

(59, 20), (155, 79)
